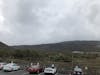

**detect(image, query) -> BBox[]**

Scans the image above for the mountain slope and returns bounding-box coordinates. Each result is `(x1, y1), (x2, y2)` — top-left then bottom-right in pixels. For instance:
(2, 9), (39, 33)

(0, 42), (12, 50)
(12, 41), (100, 52)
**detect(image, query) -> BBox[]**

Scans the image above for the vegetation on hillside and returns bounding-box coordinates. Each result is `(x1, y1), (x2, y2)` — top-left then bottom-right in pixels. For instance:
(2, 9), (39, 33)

(0, 49), (99, 62)
(0, 41), (100, 62)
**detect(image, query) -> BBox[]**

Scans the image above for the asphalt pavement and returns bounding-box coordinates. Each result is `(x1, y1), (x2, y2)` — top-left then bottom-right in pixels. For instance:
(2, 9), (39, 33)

(0, 70), (26, 75)
(0, 70), (67, 75)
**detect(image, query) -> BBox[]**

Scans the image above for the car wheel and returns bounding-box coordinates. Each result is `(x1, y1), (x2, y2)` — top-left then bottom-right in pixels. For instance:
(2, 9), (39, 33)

(44, 73), (47, 75)
(18, 68), (20, 70)
(29, 72), (33, 74)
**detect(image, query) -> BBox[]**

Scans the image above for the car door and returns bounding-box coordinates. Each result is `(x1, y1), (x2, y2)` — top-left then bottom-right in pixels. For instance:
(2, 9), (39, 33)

(12, 64), (18, 70)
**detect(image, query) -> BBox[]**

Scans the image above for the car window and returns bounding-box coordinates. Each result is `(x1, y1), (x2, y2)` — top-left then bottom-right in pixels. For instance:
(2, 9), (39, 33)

(13, 64), (17, 66)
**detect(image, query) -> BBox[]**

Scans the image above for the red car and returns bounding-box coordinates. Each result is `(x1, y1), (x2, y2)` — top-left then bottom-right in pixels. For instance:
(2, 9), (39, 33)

(26, 63), (43, 74)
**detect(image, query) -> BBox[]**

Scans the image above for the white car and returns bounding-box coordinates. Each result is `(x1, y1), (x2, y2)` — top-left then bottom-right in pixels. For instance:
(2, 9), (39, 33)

(3, 61), (20, 71)
(72, 66), (83, 75)
(0, 62), (6, 70)
(44, 64), (57, 75)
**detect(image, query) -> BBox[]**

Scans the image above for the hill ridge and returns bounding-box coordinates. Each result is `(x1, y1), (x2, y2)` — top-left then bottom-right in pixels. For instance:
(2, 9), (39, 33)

(12, 41), (100, 52)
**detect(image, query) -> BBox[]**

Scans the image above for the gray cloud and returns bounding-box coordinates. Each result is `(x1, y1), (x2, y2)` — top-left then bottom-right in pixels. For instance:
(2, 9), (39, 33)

(0, 0), (100, 45)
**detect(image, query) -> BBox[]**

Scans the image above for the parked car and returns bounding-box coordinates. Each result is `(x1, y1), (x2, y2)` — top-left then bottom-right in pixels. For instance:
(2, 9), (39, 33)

(44, 64), (57, 75)
(26, 62), (43, 74)
(72, 66), (83, 75)
(0, 62), (6, 70)
(3, 61), (20, 72)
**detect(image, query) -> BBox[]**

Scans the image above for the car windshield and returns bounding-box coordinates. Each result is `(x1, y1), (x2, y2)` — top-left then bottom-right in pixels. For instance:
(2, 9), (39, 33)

(12, 64), (18, 66)
(31, 65), (39, 68)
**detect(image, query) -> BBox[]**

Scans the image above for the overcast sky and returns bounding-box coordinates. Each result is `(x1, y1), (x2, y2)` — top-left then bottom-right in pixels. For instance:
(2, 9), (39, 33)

(0, 0), (100, 45)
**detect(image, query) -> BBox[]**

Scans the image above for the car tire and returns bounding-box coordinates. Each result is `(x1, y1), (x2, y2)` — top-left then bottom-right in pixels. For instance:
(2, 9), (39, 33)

(29, 72), (33, 74)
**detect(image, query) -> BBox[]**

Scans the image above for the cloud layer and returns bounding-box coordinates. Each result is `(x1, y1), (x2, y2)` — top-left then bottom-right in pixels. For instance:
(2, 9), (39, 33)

(0, 0), (100, 45)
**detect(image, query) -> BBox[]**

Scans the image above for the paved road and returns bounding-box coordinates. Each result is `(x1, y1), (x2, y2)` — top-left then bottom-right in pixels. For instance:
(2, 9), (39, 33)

(0, 70), (27, 75)
(0, 70), (67, 75)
